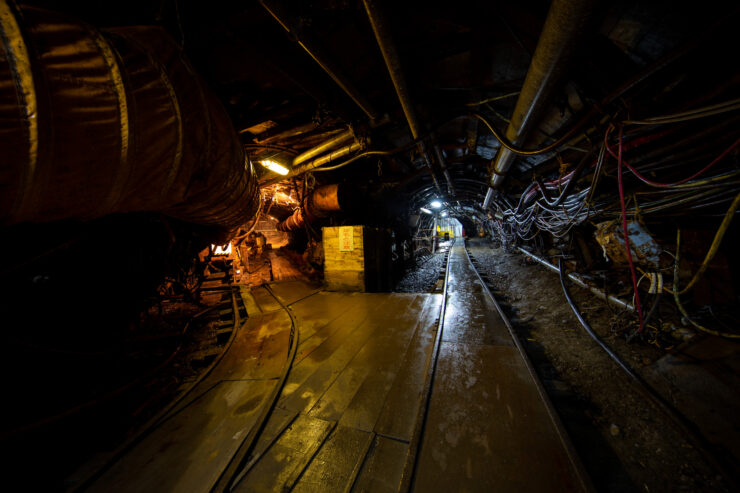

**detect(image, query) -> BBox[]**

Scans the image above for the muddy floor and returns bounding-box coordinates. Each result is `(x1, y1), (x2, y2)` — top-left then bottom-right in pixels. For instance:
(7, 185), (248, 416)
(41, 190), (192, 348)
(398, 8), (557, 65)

(464, 239), (728, 493)
(395, 251), (447, 293)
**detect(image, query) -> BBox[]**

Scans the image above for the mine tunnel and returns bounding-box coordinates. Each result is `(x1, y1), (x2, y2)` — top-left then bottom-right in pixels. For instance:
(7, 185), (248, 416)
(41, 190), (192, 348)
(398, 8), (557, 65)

(1, 0), (740, 491)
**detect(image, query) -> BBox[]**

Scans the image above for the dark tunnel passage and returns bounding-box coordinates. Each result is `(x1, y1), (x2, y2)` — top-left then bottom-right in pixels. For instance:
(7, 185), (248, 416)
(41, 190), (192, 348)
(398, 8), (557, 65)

(1, 0), (740, 491)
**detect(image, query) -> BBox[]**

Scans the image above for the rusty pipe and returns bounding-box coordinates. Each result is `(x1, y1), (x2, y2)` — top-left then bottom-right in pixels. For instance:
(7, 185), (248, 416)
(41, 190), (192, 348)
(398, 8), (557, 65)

(292, 128), (354, 166)
(485, 0), (596, 204)
(277, 183), (348, 231)
(259, 0), (379, 120)
(362, 0), (444, 195)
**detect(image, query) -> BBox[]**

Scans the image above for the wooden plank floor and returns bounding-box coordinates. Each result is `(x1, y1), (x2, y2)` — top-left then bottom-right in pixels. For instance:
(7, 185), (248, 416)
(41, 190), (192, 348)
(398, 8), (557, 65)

(88, 258), (589, 492)
(234, 250), (589, 492)
(234, 291), (442, 492)
(88, 288), (292, 493)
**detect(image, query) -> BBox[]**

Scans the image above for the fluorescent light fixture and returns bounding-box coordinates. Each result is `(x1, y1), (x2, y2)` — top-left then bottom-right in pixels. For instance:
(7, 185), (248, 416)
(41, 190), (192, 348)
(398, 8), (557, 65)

(259, 159), (289, 175)
(420, 207), (432, 214)
(430, 200), (442, 208)
(441, 211), (448, 217)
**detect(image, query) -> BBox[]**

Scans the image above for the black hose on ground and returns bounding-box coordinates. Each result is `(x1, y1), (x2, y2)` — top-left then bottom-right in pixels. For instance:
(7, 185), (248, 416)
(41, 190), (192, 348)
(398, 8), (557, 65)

(558, 259), (738, 489)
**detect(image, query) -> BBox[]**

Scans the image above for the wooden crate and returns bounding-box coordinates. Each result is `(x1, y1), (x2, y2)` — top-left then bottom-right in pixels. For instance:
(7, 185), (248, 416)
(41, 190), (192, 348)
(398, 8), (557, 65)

(322, 226), (392, 292)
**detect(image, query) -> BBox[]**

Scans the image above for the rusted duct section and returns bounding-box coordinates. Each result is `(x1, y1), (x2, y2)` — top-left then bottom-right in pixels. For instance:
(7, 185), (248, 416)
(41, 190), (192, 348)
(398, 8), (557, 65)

(483, 0), (596, 208)
(292, 128), (354, 166)
(362, 0), (445, 195)
(0, 2), (259, 231)
(259, 0), (379, 121)
(276, 183), (356, 231)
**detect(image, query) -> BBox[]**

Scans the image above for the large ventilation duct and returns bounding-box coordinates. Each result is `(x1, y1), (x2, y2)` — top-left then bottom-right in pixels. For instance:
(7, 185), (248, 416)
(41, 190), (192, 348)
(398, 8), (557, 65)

(276, 183), (356, 231)
(0, 2), (259, 231)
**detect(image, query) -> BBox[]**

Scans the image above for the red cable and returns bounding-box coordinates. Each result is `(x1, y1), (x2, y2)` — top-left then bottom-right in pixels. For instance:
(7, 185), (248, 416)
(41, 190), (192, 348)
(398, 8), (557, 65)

(605, 127), (740, 188)
(544, 126), (675, 188)
(615, 124), (645, 331)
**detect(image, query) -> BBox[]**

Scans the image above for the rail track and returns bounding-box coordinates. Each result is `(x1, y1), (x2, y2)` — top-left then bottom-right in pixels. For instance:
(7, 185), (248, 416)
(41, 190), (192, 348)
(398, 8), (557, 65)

(220, 241), (588, 492)
(82, 242), (592, 492)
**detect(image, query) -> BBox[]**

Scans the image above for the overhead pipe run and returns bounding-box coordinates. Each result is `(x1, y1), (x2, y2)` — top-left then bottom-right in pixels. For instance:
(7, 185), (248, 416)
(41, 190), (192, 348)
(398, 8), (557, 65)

(292, 128), (354, 166)
(259, 140), (367, 187)
(259, 0), (379, 121)
(362, 0), (447, 196)
(483, 0), (596, 208)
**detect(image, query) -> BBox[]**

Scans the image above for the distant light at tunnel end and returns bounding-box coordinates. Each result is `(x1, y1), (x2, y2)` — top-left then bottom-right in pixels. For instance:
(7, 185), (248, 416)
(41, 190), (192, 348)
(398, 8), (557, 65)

(259, 159), (289, 175)
(430, 200), (442, 208)
(441, 211), (448, 217)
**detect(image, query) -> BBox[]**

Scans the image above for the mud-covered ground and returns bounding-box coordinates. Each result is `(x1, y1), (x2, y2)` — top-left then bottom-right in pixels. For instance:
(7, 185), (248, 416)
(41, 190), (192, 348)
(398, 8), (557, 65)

(466, 239), (728, 493)
(395, 251), (447, 292)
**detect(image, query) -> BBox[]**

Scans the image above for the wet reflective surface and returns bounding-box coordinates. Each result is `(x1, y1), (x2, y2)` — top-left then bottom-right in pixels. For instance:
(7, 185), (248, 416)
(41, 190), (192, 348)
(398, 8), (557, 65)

(413, 246), (589, 492)
(87, 256), (589, 492)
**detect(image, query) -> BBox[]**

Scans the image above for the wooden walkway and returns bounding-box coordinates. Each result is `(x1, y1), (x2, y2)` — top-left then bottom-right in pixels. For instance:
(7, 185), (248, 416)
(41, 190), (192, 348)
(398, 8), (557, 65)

(87, 248), (591, 492)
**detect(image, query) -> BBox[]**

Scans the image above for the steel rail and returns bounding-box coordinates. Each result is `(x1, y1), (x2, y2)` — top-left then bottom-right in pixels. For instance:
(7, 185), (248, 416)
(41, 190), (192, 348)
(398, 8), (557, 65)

(398, 241), (454, 492)
(464, 245), (594, 493)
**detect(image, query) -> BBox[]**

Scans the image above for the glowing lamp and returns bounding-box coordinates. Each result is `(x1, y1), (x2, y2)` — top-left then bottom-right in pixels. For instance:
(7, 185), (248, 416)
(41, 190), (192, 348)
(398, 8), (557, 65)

(259, 160), (289, 175)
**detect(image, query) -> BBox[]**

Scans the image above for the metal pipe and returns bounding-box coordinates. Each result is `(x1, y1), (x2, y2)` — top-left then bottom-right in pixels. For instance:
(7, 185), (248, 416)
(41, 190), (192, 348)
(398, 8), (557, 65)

(277, 183), (345, 231)
(246, 121), (316, 141)
(260, 141), (366, 186)
(259, 0), (379, 120)
(517, 247), (634, 312)
(487, 0), (596, 193)
(362, 0), (443, 194)
(292, 128), (353, 166)
(432, 142), (456, 196)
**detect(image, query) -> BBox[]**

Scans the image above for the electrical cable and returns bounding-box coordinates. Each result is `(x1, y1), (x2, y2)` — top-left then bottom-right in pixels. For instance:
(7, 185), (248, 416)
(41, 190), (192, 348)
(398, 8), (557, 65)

(309, 149), (395, 172)
(615, 124), (645, 331)
(623, 97), (740, 125)
(559, 259), (640, 375)
(470, 111), (589, 156)
(605, 127), (740, 188)
(465, 91), (520, 107)
(534, 149), (594, 207)
(559, 258), (739, 488)
(668, 192), (740, 295)
(244, 143), (299, 155)
(672, 229), (740, 339)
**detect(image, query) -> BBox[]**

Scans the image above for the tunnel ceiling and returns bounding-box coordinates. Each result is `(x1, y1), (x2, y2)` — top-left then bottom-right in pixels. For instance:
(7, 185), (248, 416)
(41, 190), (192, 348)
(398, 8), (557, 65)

(21, 0), (740, 225)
